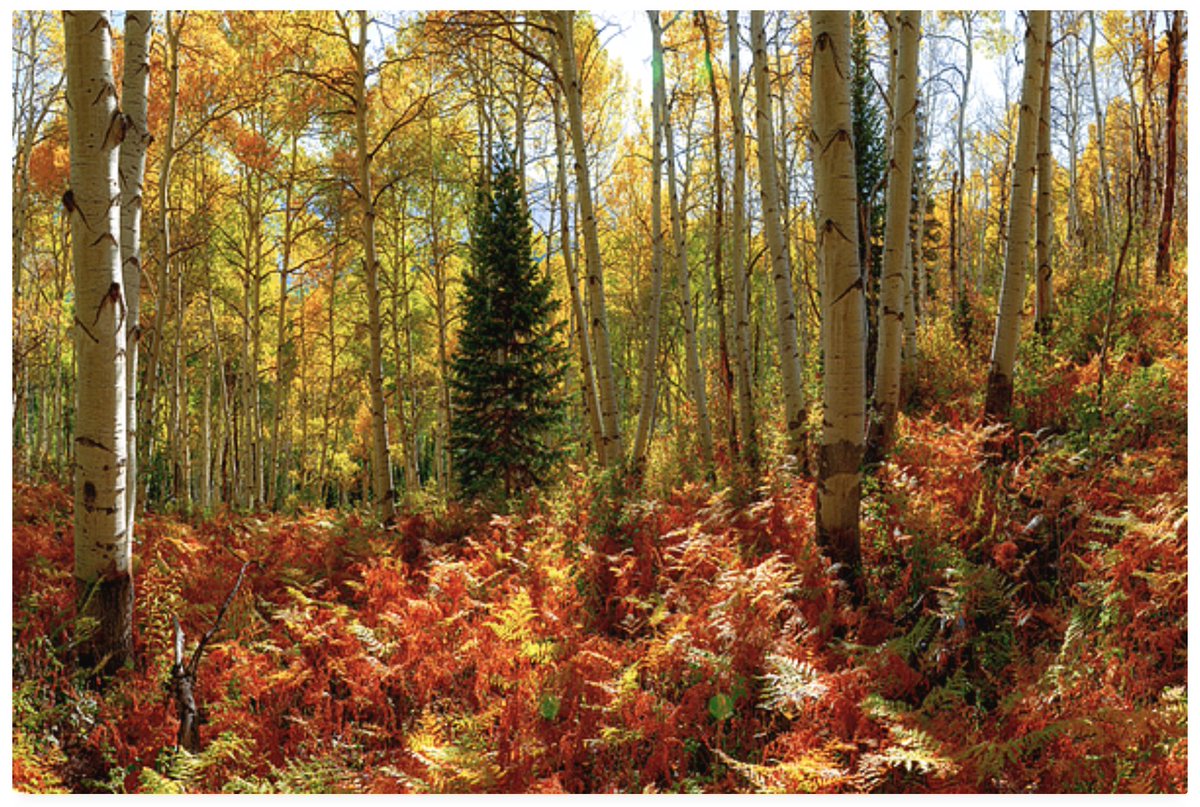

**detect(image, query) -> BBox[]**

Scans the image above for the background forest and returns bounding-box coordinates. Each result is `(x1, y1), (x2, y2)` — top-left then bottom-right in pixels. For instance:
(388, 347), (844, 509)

(10, 9), (1188, 794)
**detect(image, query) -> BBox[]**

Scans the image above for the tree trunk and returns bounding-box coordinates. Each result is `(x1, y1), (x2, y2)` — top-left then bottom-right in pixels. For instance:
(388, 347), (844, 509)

(64, 9), (132, 674)
(811, 11), (866, 597)
(553, 89), (605, 463)
(984, 11), (1049, 424)
(1089, 12), (1114, 270)
(354, 11), (395, 521)
(665, 86), (715, 478)
(752, 11), (807, 462)
(554, 11), (623, 467)
(119, 10), (151, 532)
(868, 10), (920, 458)
(1154, 10), (1182, 285)
(727, 11), (758, 472)
(632, 11), (668, 470)
(1034, 30), (1054, 334)
(139, 11), (180, 512)
(697, 12), (736, 466)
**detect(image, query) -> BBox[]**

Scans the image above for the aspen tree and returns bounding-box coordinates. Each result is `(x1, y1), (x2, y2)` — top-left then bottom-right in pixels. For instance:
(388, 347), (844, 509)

(1034, 30), (1054, 333)
(869, 11), (920, 455)
(1154, 10), (1182, 285)
(633, 10), (668, 469)
(552, 89), (604, 461)
(751, 10), (806, 461)
(665, 78), (715, 477)
(119, 11), (151, 532)
(553, 11), (623, 466)
(811, 11), (866, 594)
(64, 9), (132, 672)
(352, 10), (396, 521)
(984, 11), (1049, 423)
(727, 12), (757, 470)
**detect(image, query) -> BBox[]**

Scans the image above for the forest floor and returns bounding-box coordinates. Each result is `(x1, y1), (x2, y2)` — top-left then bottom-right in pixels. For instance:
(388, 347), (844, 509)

(12, 285), (1187, 793)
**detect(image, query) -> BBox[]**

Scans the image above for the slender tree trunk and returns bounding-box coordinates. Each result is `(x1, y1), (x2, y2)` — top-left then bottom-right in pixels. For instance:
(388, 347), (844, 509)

(752, 11), (807, 462)
(119, 10), (151, 533)
(984, 11), (1049, 424)
(665, 93), (715, 477)
(1034, 31), (1054, 334)
(869, 10), (920, 457)
(1089, 12), (1114, 270)
(553, 89), (604, 462)
(353, 11), (395, 521)
(727, 11), (758, 472)
(811, 11), (866, 597)
(554, 11), (623, 466)
(633, 11), (668, 470)
(1154, 10), (1182, 285)
(139, 11), (180, 512)
(697, 13), (736, 465)
(64, 9), (132, 674)
(955, 13), (973, 300)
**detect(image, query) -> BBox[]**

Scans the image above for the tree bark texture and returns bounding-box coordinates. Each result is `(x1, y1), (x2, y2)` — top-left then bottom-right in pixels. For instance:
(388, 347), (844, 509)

(555, 11), (623, 467)
(811, 11), (866, 595)
(752, 11), (807, 461)
(354, 10), (396, 521)
(119, 10), (151, 534)
(869, 10), (920, 456)
(1154, 10), (1182, 285)
(985, 11), (1049, 423)
(1034, 30), (1054, 334)
(64, 9), (132, 674)
(633, 11), (667, 470)
(727, 11), (758, 472)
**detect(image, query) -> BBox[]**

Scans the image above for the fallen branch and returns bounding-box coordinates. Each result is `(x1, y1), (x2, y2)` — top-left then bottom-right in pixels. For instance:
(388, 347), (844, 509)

(170, 560), (251, 752)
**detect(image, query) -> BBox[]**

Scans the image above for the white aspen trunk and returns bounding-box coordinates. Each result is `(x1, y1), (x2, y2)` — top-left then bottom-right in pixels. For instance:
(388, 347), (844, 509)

(554, 11), (623, 466)
(64, 9), (131, 672)
(665, 94), (715, 477)
(1034, 31), (1054, 333)
(811, 10), (866, 596)
(632, 10), (668, 469)
(1089, 12), (1113, 270)
(869, 10), (920, 455)
(985, 11), (1049, 423)
(752, 11), (806, 461)
(119, 10), (151, 533)
(354, 11), (395, 521)
(552, 88), (604, 462)
(139, 11), (179, 511)
(727, 12), (757, 470)
(268, 134), (299, 509)
(201, 355), (211, 511)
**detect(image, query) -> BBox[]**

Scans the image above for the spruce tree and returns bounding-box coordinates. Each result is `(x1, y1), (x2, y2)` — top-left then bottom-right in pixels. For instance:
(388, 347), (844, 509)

(450, 151), (566, 501)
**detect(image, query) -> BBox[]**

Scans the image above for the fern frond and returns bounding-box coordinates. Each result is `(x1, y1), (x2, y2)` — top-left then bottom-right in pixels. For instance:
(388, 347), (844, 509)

(759, 654), (827, 718)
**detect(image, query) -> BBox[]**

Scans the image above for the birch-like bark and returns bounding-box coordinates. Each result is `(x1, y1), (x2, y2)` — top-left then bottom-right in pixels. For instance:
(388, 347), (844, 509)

(632, 10), (668, 469)
(869, 10), (920, 455)
(985, 11), (1049, 423)
(1153, 10), (1182, 285)
(727, 12), (757, 470)
(353, 10), (396, 521)
(665, 89), (715, 477)
(1034, 31), (1054, 333)
(139, 11), (179, 511)
(119, 10), (151, 531)
(1089, 12), (1113, 271)
(811, 10), (866, 596)
(554, 11), (623, 466)
(752, 10), (806, 461)
(552, 87), (604, 461)
(64, 9), (132, 672)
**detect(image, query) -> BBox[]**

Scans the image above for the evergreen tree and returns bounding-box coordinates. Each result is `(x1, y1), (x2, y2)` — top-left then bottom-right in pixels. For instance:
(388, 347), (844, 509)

(450, 151), (566, 501)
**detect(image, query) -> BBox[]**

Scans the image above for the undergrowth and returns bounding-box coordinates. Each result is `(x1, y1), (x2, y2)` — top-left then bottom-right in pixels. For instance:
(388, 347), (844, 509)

(11, 278), (1187, 794)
